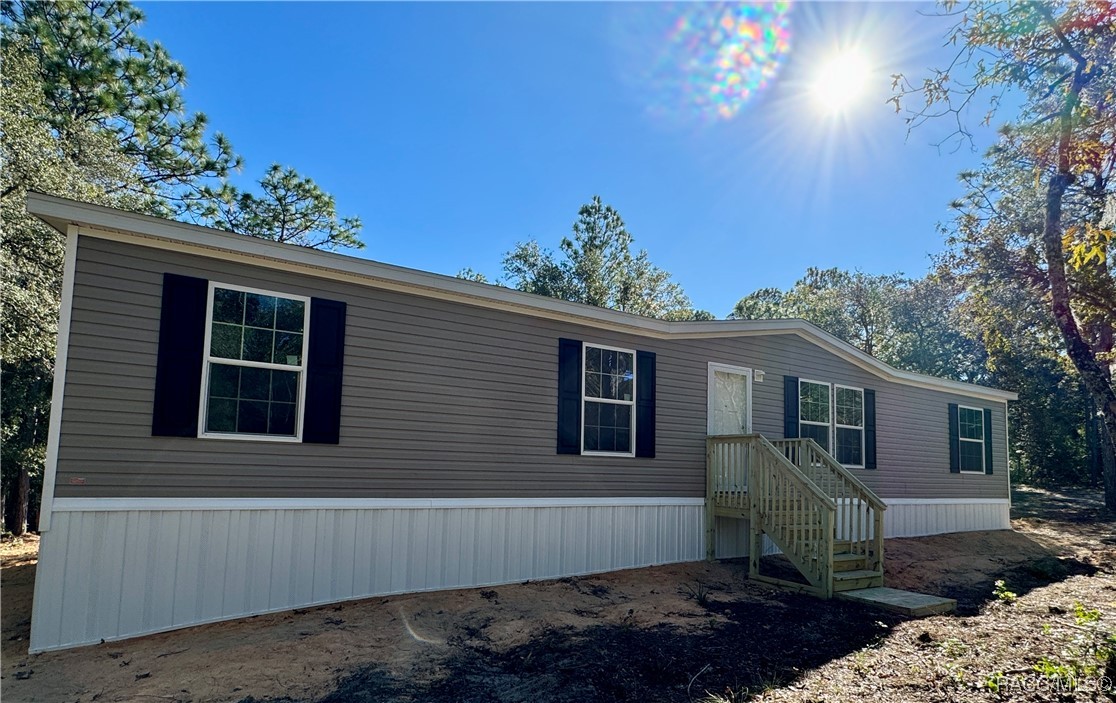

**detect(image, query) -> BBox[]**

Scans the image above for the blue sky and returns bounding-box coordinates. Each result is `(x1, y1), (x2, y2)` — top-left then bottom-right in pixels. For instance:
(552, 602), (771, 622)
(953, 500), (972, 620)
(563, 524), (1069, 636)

(137, 2), (1001, 316)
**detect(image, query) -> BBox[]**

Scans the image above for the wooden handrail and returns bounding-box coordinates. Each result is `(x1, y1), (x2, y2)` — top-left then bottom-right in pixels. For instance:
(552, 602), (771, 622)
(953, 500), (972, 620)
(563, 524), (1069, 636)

(770, 438), (886, 574)
(707, 434), (836, 597)
(770, 438), (886, 512)
(708, 435), (835, 506)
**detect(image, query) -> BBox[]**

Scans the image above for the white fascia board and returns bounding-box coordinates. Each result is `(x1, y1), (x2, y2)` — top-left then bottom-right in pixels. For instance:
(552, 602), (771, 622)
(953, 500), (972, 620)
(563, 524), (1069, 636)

(26, 192), (1018, 403)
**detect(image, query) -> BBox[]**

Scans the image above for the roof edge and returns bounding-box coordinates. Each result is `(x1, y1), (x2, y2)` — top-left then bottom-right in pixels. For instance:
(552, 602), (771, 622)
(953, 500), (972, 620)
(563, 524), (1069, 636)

(26, 192), (1018, 402)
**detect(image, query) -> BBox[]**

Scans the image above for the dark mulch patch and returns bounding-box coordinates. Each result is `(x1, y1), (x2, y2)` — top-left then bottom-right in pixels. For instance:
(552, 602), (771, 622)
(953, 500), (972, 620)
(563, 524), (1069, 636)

(242, 591), (902, 703)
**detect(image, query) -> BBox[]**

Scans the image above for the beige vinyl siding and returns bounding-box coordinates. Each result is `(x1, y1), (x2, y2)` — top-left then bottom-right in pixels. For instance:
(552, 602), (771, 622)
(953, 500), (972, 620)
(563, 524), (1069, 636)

(56, 236), (1009, 500)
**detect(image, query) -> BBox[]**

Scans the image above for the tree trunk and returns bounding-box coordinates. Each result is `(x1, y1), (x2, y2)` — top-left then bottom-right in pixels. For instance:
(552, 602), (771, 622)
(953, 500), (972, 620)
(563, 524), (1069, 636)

(1041, 63), (1116, 513)
(11, 468), (29, 537)
(1086, 393), (1102, 486)
(5, 376), (47, 536)
(1102, 421), (1116, 513)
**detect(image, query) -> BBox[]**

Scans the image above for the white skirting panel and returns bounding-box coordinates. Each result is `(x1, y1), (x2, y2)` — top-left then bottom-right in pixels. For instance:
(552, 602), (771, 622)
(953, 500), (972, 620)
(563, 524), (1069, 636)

(30, 499), (705, 653)
(883, 498), (1011, 538)
(714, 498), (1011, 558)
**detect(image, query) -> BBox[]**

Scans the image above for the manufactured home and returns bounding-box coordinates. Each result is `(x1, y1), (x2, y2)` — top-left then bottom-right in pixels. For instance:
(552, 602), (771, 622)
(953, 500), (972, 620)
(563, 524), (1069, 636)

(26, 193), (1016, 652)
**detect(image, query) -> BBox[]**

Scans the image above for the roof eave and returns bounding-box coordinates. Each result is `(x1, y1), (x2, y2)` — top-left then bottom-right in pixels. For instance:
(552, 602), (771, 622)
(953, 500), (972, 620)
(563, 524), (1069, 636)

(25, 192), (1019, 403)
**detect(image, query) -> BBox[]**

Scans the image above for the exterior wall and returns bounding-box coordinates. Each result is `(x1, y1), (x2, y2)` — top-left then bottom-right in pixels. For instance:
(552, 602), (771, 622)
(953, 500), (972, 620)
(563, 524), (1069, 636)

(58, 235), (1009, 501)
(752, 340), (1010, 500)
(30, 498), (705, 652)
(32, 230), (1016, 652)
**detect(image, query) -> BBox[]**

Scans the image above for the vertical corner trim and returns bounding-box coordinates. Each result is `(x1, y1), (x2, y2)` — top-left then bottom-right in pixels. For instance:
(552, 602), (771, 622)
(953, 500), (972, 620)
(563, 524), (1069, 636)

(38, 227), (81, 532)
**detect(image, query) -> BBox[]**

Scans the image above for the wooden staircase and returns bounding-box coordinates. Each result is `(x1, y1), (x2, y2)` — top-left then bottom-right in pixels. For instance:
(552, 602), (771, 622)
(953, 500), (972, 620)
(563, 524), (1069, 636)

(706, 434), (886, 599)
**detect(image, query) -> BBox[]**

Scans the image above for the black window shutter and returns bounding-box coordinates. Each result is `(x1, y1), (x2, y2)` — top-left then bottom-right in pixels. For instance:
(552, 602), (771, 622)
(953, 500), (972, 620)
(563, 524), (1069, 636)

(948, 403), (960, 473)
(635, 350), (656, 458)
(863, 389), (877, 469)
(783, 376), (800, 439)
(983, 408), (994, 474)
(556, 338), (582, 454)
(303, 298), (347, 444)
(152, 273), (208, 437)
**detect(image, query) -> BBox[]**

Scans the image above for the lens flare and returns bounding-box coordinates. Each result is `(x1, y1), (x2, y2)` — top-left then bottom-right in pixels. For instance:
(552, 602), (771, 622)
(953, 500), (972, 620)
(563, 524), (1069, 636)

(643, 2), (793, 123)
(810, 49), (872, 115)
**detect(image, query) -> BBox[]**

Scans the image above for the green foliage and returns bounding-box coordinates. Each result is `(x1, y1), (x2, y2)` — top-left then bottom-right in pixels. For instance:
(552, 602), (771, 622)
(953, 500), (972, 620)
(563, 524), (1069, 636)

(486, 196), (707, 320)
(938, 637), (968, 658)
(981, 671), (1003, 692)
(1032, 657), (1077, 687)
(729, 270), (978, 381)
(948, 255), (1090, 487)
(456, 268), (489, 284)
(2, 0), (240, 214)
(728, 2), (1116, 492)
(0, 31), (145, 531)
(728, 263), (1094, 485)
(1074, 602), (1102, 627)
(0, 0), (364, 531)
(892, 0), (1116, 509)
(198, 165), (363, 251)
(993, 580), (1017, 604)
(730, 269), (987, 381)
(680, 581), (711, 608)
(1030, 601), (1115, 690)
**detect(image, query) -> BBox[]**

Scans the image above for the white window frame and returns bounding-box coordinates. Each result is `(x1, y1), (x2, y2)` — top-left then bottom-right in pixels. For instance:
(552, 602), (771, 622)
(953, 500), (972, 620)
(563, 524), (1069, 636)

(957, 404), (986, 474)
(833, 384), (865, 469)
(798, 378), (833, 452)
(581, 342), (637, 457)
(197, 281), (311, 443)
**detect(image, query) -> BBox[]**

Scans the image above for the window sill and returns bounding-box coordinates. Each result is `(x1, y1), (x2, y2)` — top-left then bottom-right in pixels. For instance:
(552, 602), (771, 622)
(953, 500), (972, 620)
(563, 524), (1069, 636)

(580, 450), (637, 458)
(199, 432), (302, 444)
(958, 470), (988, 475)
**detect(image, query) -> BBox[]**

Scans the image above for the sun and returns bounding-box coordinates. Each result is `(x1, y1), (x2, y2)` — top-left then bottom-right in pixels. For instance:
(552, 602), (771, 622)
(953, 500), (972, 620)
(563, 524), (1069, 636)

(810, 49), (872, 115)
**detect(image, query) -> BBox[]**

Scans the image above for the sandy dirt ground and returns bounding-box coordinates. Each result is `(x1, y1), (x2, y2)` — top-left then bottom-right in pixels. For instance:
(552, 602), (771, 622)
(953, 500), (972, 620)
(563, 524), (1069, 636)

(2, 486), (1113, 702)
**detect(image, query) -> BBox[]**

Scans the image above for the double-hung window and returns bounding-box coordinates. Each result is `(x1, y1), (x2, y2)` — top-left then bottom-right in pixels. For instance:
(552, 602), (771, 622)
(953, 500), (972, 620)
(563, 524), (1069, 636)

(582, 343), (635, 455)
(200, 283), (310, 440)
(798, 380), (832, 451)
(799, 380), (865, 467)
(834, 385), (865, 468)
(957, 405), (985, 472)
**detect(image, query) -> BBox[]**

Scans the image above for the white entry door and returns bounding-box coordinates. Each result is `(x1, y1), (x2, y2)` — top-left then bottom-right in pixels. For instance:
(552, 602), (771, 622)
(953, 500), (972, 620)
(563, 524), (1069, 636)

(708, 363), (752, 435)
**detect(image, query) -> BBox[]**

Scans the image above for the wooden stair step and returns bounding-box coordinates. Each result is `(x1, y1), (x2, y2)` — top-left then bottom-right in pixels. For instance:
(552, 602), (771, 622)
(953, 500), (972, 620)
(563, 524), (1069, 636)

(832, 553), (868, 572)
(833, 569), (882, 580)
(713, 507), (749, 519)
(832, 569), (884, 592)
(833, 540), (875, 552)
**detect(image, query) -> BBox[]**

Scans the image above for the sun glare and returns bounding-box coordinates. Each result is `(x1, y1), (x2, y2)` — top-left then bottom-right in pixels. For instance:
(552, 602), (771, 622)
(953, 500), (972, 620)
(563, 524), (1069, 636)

(810, 49), (871, 115)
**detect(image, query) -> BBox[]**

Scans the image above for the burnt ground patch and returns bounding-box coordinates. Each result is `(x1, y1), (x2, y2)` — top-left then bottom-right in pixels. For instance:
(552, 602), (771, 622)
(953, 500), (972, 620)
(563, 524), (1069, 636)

(244, 589), (903, 703)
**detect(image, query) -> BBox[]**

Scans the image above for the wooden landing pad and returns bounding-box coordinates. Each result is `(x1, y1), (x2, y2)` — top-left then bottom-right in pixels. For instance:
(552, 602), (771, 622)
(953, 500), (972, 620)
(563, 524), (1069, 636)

(836, 587), (956, 616)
